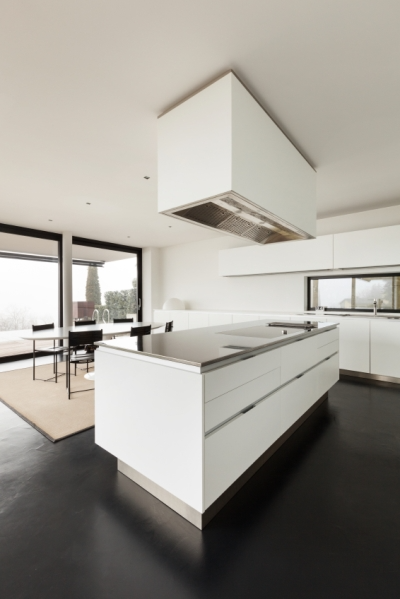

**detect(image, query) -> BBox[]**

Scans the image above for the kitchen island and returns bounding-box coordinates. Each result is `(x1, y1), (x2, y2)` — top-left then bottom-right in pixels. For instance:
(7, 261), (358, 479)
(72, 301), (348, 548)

(95, 319), (339, 528)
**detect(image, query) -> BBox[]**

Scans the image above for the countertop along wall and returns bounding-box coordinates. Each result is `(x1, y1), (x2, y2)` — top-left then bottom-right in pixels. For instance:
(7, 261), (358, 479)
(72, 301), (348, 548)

(156, 205), (400, 313)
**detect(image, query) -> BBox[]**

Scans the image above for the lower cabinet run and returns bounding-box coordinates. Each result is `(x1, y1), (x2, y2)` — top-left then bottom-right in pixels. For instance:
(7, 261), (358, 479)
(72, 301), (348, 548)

(95, 326), (339, 529)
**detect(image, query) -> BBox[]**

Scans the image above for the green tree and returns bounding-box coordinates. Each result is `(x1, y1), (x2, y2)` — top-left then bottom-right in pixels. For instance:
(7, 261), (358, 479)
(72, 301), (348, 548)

(85, 266), (102, 306)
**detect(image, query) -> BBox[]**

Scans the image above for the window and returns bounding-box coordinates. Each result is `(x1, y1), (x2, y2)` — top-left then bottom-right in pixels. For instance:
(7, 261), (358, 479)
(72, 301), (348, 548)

(308, 274), (400, 312)
(72, 237), (142, 324)
(0, 225), (62, 361)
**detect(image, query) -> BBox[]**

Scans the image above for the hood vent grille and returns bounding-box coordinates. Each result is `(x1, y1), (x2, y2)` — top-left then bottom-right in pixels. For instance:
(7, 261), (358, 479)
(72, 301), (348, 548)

(172, 194), (310, 244)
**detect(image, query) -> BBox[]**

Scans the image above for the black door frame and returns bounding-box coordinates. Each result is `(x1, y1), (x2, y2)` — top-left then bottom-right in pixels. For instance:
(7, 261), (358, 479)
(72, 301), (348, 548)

(72, 236), (143, 322)
(0, 223), (63, 363)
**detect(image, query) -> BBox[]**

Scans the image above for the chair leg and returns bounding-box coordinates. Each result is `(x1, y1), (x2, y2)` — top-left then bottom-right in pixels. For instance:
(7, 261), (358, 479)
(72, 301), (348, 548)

(33, 341), (35, 380)
(67, 349), (71, 399)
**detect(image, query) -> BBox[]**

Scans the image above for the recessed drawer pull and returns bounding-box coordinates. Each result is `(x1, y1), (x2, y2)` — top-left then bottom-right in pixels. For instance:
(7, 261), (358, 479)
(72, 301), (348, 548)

(241, 404), (255, 414)
(325, 356), (332, 361)
(296, 373), (304, 379)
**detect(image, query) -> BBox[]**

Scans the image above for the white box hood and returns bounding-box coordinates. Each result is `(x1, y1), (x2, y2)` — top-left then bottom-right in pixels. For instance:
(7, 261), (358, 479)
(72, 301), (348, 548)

(157, 71), (316, 244)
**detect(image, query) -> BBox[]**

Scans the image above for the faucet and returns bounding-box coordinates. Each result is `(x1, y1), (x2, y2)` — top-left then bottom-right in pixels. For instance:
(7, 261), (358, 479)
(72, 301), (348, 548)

(92, 309), (99, 323)
(373, 299), (378, 316)
(102, 308), (110, 324)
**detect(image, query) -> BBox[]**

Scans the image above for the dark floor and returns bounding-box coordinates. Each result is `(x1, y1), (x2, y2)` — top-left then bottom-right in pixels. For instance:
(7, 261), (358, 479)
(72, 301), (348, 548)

(1, 379), (400, 599)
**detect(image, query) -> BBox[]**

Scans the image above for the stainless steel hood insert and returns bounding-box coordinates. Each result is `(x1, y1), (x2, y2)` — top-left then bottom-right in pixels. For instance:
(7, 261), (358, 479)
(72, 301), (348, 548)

(170, 192), (311, 244)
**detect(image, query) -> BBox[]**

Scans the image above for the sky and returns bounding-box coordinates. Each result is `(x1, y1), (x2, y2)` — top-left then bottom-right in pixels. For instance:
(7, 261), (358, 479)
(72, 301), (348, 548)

(0, 256), (137, 330)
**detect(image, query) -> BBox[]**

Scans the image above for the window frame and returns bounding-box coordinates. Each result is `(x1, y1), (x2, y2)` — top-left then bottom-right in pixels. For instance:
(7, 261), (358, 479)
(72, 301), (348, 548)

(307, 273), (400, 314)
(72, 236), (143, 322)
(0, 223), (63, 362)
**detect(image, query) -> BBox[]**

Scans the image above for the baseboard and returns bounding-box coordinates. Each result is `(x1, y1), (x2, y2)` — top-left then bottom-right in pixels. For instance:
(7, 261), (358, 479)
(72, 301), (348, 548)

(340, 369), (400, 386)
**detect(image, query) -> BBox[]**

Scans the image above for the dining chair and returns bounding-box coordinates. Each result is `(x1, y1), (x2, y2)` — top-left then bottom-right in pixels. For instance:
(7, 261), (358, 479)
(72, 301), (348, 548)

(113, 318), (134, 323)
(165, 321), (174, 332)
(67, 329), (103, 399)
(74, 320), (96, 326)
(32, 323), (65, 383)
(130, 325), (151, 337)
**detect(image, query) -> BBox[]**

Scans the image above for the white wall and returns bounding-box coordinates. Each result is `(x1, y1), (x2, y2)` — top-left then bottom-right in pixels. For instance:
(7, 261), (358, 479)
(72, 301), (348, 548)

(142, 247), (161, 321)
(157, 205), (400, 314)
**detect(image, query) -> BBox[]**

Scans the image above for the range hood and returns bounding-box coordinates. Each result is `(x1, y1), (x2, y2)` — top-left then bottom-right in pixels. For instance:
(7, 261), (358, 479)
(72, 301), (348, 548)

(157, 71), (316, 244)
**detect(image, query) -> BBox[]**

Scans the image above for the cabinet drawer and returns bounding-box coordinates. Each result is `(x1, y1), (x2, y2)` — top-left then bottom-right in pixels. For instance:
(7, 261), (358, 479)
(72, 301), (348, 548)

(204, 348), (281, 402)
(205, 367), (281, 433)
(280, 335), (319, 383)
(317, 353), (339, 397)
(281, 366), (317, 431)
(318, 340), (339, 361)
(205, 385), (284, 508)
(317, 328), (339, 347)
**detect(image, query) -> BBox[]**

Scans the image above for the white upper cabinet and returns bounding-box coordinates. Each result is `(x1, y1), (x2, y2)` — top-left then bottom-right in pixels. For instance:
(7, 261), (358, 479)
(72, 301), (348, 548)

(219, 235), (333, 276)
(334, 225), (400, 269)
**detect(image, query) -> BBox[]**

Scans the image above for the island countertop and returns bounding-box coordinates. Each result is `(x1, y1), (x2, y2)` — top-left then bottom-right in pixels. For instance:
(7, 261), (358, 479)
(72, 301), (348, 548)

(96, 319), (338, 371)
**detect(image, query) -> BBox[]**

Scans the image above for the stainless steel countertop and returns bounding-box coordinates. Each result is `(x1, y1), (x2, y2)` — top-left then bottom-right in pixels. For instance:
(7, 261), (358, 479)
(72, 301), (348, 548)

(97, 319), (338, 371)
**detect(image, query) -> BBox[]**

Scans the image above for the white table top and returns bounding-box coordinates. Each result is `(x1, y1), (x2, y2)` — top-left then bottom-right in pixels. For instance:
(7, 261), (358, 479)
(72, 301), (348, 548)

(20, 322), (163, 341)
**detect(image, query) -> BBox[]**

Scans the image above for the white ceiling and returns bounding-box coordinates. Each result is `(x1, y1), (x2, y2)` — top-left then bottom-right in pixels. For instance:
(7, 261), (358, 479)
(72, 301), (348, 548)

(1, 0), (400, 247)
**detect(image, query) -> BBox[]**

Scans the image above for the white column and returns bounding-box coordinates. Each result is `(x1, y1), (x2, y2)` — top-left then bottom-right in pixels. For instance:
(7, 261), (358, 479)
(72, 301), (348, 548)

(62, 232), (73, 327)
(142, 247), (161, 322)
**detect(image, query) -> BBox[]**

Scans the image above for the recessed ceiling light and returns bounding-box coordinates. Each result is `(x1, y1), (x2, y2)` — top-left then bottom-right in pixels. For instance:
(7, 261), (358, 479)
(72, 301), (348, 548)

(144, 176), (150, 180)
(48, 219), (53, 222)
(86, 202), (91, 205)
(127, 236), (130, 238)
(169, 226), (172, 228)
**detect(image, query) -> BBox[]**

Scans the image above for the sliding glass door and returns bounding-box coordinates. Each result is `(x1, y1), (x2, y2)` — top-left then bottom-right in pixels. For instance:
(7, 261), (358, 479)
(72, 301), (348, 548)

(72, 238), (142, 324)
(0, 226), (61, 361)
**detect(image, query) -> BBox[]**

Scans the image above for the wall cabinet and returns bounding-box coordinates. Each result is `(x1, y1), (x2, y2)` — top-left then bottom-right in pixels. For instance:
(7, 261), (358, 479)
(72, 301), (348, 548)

(219, 235), (333, 276)
(219, 224), (400, 275)
(334, 224), (400, 269)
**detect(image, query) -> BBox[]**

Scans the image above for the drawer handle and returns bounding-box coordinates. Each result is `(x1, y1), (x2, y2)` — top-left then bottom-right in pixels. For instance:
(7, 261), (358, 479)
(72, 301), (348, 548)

(296, 373), (304, 379)
(242, 404), (255, 414)
(325, 356), (332, 361)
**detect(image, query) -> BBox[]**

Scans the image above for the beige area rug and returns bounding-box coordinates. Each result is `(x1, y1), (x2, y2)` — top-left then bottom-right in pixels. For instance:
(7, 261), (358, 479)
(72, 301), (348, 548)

(0, 363), (94, 442)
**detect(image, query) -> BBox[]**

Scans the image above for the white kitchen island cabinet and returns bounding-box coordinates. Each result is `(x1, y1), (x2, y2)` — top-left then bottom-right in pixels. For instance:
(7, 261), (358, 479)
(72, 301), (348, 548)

(95, 320), (339, 529)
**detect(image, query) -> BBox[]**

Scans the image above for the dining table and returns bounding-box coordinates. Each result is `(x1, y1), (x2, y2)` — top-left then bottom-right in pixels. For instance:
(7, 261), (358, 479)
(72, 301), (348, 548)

(20, 321), (164, 381)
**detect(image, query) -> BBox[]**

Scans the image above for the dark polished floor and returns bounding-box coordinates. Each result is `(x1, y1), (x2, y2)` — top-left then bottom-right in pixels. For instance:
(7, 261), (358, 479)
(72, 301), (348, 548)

(1, 379), (400, 599)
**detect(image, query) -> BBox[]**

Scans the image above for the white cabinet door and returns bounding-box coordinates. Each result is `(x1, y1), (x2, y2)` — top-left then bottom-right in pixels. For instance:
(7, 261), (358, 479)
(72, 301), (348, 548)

(154, 310), (189, 331)
(219, 235), (333, 276)
(205, 383), (283, 508)
(232, 313), (258, 323)
(334, 225), (400, 268)
(317, 353), (339, 397)
(208, 313), (233, 326)
(281, 367), (317, 430)
(188, 312), (209, 329)
(370, 320), (400, 378)
(338, 319), (370, 373)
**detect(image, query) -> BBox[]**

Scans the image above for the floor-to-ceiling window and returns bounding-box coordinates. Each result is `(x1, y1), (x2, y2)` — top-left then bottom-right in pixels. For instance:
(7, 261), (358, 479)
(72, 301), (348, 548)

(0, 225), (62, 361)
(72, 237), (142, 324)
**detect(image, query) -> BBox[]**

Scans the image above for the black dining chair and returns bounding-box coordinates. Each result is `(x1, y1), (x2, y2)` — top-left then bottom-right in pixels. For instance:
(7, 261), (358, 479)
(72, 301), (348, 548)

(130, 325), (151, 337)
(32, 323), (65, 383)
(74, 320), (96, 326)
(165, 321), (173, 332)
(67, 329), (103, 399)
(113, 318), (134, 323)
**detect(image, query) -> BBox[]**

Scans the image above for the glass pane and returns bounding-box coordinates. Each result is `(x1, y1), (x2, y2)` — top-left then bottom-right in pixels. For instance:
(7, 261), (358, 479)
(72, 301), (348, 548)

(309, 278), (352, 309)
(72, 245), (138, 324)
(309, 276), (400, 311)
(0, 233), (59, 358)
